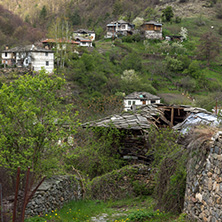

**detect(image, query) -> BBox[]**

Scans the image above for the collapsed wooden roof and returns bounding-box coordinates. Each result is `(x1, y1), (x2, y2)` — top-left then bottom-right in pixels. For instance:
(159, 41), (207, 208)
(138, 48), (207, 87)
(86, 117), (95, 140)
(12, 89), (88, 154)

(82, 104), (211, 130)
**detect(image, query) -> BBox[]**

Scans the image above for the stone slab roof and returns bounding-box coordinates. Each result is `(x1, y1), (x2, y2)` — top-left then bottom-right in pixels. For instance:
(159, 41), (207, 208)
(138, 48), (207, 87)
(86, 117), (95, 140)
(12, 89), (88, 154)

(142, 21), (162, 26)
(82, 104), (211, 130)
(2, 45), (53, 53)
(124, 92), (160, 100)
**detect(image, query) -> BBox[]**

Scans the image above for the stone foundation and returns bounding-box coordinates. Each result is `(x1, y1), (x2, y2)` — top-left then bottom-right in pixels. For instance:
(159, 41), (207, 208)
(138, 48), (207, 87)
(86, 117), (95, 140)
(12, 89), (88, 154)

(184, 131), (222, 222)
(25, 175), (82, 217)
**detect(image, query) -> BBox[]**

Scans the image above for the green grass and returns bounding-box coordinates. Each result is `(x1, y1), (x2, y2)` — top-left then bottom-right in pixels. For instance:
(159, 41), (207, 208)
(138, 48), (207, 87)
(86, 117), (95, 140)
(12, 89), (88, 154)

(25, 196), (185, 222)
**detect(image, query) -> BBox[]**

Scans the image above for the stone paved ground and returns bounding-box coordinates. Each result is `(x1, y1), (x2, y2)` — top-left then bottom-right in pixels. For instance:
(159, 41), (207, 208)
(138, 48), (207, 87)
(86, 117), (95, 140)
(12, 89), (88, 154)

(90, 213), (128, 222)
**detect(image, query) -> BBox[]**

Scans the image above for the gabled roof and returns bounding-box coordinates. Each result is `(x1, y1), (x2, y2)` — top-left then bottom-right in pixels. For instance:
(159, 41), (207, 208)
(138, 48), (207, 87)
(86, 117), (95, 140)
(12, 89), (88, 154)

(73, 29), (95, 34)
(142, 21), (162, 26)
(82, 104), (211, 130)
(107, 20), (134, 27)
(124, 92), (160, 100)
(74, 37), (92, 42)
(2, 45), (53, 53)
(42, 38), (78, 44)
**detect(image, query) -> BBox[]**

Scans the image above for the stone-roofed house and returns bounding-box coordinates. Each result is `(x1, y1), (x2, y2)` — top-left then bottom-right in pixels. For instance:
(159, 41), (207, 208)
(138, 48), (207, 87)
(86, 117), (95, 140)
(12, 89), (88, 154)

(82, 104), (211, 162)
(1, 45), (54, 73)
(141, 21), (162, 40)
(73, 29), (96, 41)
(74, 37), (93, 47)
(106, 20), (135, 39)
(124, 92), (161, 111)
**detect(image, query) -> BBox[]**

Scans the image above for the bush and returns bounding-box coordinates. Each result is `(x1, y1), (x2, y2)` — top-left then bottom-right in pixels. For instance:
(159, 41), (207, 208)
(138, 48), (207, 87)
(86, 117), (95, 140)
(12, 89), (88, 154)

(180, 76), (197, 93)
(165, 56), (183, 72)
(216, 2), (222, 18)
(218, 27), (222, 35)
(183, 60), (201, 79)
(162, 6), (174, 22)
(175, 16), (182, 23)
(65, 127), (124, 178)
(147, 127), (187, 213)
(122, 35), (133, 43)
(122, 34), (142, 43)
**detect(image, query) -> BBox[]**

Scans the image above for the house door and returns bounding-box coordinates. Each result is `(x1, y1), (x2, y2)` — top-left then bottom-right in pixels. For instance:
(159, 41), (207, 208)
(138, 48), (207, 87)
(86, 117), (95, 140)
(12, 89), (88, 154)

(142, 100), (146, 105)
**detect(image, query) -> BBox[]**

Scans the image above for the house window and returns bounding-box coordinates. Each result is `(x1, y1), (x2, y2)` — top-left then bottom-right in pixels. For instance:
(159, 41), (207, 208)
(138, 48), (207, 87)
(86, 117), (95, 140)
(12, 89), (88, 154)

(151, 100), (156, 104)
(128, 101), (131, 105)
(46, 61), (49, 66)
(122, 25), (126, 29)
(45, 52), (48, 56)
(132, 101), (136, 105)
(5, 52), (7, 57)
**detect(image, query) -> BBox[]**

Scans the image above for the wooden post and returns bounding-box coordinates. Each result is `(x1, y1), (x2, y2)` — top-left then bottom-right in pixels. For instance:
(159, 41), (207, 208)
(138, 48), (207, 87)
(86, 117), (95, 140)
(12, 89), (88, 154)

(21, 167), (30, 222)
(12, 167), (21, 222)
(216, 99), (218, 115)
(0, 183), (3, 222)
(171, 108), (174, 127)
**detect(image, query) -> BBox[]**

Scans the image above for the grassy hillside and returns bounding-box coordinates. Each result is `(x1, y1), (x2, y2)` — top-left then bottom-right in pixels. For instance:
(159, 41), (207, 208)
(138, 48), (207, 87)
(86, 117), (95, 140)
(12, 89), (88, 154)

(0, 0), (218, 29)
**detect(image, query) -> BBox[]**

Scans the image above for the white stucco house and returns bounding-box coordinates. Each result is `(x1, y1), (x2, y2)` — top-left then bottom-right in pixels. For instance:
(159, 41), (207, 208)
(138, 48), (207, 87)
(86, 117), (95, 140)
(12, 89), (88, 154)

(1, 45), (54, 73)
(42, 37), (93, 48)
(106, 20), (135, 38)
(74, 37), (93, 47)
(141, 21), (162, 40)
(124, 92), (161, 111)
(73, 29), (96, 41)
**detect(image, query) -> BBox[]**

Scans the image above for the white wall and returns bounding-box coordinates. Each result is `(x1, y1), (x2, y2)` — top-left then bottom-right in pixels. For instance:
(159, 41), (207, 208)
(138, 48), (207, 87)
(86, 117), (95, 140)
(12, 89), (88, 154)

(124, 99), (160, 111)
(1, 52), (13, 60)
(31, 52), (54, 73)
(79, 42), (92, 47)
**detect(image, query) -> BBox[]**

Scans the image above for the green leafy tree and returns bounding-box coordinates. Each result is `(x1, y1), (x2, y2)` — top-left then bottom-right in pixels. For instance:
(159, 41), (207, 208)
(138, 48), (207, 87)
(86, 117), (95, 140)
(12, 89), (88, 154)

(162, 6), (174, 22)
(39, 5), (47, 21)
(0, 70), (79, 176)
(112, 0), (123, 17)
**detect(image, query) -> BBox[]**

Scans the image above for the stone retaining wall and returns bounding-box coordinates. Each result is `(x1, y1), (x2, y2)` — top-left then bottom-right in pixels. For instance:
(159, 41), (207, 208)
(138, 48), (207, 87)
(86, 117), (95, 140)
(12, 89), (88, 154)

(184, 131), (222, 222)
(26, 175), (82, 217)
(87, 164), (155, 201)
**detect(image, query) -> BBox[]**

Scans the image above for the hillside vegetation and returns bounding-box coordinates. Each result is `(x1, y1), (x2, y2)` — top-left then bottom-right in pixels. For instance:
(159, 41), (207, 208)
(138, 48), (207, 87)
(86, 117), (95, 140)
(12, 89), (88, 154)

(0, 5), (44, 48)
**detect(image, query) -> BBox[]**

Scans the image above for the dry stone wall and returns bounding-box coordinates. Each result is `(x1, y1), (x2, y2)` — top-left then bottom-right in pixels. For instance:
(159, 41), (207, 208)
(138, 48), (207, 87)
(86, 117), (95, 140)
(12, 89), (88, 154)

(25, 175), (82, 217)
(184, 131), (222, 222)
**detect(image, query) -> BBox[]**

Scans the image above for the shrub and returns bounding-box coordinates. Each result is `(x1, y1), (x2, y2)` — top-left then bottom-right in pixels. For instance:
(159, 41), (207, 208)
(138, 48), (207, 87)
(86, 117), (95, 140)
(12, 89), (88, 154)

(215, 2), (222, 18)
(218, 27), (222, 35)
(175, 16), (182, 23)
(180, 76), (197, 93)
(162, 6), (174, 22)
(147, 127), (187, 213)
(165, 56), (183, 72)
(65, 127), (124, 178)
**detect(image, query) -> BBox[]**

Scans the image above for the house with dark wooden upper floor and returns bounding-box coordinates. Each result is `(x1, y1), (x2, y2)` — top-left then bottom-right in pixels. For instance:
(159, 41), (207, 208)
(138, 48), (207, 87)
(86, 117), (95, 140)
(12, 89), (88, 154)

(141, 21), (162, 40)
(105, 20), (135, 39)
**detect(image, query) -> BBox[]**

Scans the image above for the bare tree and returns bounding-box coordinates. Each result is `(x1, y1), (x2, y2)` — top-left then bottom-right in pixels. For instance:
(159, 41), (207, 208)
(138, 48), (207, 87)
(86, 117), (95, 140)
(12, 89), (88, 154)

(197, 32), (221, 66)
